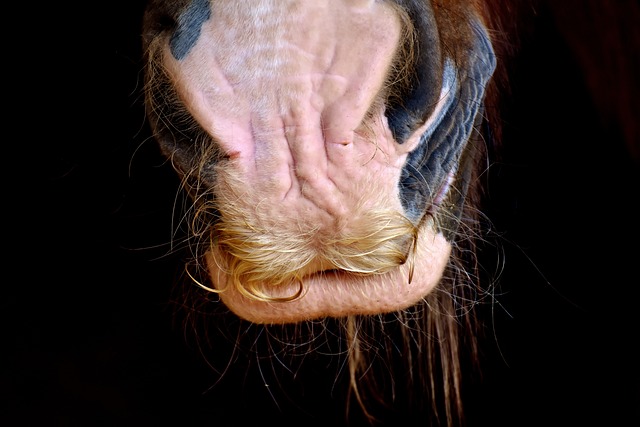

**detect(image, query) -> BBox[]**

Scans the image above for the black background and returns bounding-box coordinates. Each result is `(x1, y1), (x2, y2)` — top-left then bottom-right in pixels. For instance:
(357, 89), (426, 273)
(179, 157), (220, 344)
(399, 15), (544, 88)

(5, 1), (639, 426)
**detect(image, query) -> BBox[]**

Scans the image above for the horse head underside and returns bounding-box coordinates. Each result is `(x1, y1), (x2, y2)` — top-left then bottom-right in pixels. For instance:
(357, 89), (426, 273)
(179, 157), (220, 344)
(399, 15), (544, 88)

(139, 0), (638, 425)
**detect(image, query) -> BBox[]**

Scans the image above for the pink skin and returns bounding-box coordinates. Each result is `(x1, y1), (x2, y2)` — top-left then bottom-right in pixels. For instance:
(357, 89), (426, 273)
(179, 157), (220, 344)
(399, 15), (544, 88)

(163, 1), (452, 323)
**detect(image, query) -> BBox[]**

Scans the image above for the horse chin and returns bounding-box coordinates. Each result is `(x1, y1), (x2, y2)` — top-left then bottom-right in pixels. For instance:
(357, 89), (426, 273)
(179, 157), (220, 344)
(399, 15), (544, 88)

(205, 220), (451, 324)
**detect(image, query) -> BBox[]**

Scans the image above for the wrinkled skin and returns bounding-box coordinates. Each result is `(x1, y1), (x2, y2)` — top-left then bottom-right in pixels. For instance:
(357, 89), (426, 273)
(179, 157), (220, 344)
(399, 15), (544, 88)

(142, 0), (499, 423)
(143, 0), (495, 323)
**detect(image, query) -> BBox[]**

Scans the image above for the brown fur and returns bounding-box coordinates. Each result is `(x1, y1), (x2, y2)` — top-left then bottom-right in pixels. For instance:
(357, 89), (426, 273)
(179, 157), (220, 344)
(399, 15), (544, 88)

(140, 0), (638, 425)
(141, 2), (500, 426)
